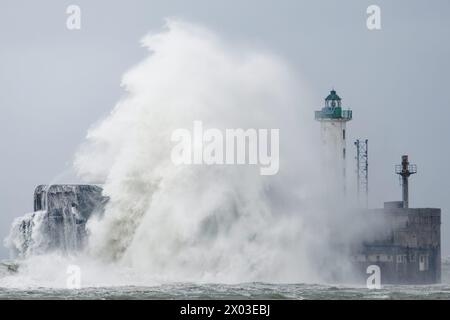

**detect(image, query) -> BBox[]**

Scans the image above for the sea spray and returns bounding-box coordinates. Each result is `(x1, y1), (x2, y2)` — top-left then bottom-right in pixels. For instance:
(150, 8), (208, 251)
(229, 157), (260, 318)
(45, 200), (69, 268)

(4, 211), (49, 258)
(73, 19), (362, 284)
(2, 19), (369, 287)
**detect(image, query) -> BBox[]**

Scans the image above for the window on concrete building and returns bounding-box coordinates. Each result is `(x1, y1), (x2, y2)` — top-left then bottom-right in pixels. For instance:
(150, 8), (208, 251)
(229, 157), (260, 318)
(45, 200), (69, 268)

(343, 129), (346, 140)
(419, 255), (429, 271)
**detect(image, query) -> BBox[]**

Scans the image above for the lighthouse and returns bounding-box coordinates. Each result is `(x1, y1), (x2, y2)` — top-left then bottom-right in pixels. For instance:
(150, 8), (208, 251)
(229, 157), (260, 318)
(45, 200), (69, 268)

(315, 90), (352, 195)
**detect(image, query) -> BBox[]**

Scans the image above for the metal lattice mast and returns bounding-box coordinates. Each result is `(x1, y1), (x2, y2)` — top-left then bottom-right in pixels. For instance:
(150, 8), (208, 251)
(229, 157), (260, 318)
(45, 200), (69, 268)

(354, 139), (368, 208)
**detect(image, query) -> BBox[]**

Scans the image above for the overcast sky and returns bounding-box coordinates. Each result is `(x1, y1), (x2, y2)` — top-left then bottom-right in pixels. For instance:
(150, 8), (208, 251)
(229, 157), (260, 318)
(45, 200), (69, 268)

(0, 0), (449, 258)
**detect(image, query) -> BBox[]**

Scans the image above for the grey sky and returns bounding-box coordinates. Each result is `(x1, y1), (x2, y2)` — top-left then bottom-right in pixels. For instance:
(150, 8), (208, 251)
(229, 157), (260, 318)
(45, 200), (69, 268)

(0, 0), (449, 258)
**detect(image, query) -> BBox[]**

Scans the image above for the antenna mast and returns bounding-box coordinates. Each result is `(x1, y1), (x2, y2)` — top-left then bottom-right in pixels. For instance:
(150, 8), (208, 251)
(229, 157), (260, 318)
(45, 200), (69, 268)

(355, 139), (368, 208)
(395, 155), (417, 208)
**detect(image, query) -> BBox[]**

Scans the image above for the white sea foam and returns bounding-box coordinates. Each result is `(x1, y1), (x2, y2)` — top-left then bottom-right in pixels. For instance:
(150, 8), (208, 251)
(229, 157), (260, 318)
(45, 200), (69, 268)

(2, 19), (367, 288)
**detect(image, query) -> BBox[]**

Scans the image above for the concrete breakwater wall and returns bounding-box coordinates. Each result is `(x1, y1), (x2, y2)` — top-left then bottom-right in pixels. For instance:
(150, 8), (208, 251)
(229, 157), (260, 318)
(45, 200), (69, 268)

(5, 185), (107, 257)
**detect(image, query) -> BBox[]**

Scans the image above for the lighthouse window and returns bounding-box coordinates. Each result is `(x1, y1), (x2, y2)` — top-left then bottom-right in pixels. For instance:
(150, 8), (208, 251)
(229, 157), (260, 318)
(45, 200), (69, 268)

(343, 129), (346, 140)
(343, 148), (346, 159)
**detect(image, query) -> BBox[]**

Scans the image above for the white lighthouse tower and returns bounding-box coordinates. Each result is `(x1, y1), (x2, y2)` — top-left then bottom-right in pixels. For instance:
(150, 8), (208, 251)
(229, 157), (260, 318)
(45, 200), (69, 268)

(315, 90), (352, 195)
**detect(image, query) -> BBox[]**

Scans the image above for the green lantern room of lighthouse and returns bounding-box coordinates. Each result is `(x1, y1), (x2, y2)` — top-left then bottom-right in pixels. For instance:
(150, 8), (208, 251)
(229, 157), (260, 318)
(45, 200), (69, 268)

(315, 90), (352, 121)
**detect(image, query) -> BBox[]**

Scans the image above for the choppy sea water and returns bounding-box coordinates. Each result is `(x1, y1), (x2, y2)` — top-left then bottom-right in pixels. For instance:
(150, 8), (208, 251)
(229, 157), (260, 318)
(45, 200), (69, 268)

(1, 263), (449, 300)
(1, 282), (450, 300)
